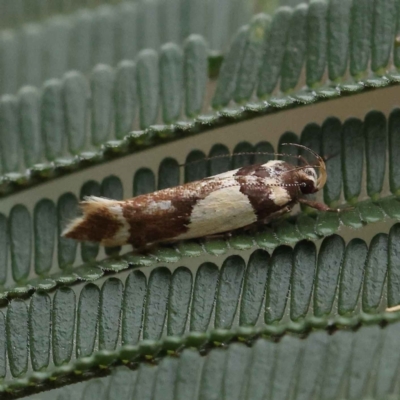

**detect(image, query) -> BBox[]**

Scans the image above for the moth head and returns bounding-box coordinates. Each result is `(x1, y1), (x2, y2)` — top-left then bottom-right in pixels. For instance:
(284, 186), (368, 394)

(281, 143), (327, 194)
(298, 167), (319, 194)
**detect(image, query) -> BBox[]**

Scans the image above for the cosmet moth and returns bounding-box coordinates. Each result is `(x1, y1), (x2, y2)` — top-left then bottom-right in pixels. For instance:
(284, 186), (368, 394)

(63, 144), (337, 250)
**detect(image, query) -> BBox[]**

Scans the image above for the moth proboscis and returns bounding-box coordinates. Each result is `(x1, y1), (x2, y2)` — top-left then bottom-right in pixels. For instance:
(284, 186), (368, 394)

(63, 143), (339, 251)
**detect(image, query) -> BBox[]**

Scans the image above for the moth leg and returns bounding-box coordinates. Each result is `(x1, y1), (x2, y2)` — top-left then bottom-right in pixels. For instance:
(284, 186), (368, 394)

(242, 206), (293, 231)
(298, 198), (340, 212)
(203, 232), (233, 240)
(133, 244), (156, 254)
(131, 239), (162, 254)
(258, 206), (293, 225)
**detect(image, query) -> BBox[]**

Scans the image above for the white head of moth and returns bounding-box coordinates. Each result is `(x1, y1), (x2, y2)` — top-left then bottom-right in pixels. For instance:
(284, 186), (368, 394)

(63, 144), (334, 250)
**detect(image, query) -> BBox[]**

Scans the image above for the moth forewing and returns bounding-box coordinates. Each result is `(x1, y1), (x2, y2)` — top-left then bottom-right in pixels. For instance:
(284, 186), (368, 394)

(63, 144), (334, 249)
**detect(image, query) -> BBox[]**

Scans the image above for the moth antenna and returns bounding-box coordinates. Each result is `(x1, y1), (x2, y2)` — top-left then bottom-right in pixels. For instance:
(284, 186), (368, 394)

(281, 143), (327, 190)
(179, 151), (303, 167)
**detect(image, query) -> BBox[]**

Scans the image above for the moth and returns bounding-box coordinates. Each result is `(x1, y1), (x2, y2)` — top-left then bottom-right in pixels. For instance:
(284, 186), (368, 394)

(63, 144), (337, 250)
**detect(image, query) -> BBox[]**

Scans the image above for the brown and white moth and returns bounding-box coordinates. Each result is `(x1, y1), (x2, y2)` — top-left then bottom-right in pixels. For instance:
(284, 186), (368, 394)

(63, 144), (337, 250)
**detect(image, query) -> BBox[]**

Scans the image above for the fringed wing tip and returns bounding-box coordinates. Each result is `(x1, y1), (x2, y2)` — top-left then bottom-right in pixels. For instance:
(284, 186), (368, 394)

(61, 197), (108, 239)
(61, 216), (86, 238)
(61, 196), (124, 243)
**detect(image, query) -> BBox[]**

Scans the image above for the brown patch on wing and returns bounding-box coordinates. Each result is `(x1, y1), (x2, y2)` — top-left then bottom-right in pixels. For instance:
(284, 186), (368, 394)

(236, 163), (300, 221)
(236, 177), (280, 220)
(235, 162), (291, 179)
(122, 179), (229, 248)
(64, 205), (123, 243)
(235, 164), (264, 176)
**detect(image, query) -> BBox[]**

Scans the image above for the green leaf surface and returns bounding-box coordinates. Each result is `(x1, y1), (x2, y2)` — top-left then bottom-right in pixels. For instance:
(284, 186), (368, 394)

(364, 110), (387, 199)
(215, 256), (245, 329)
(314, 234), (345, 317)
(52, 287), (75, 366)
(338, 238), (368, 315)
(350, 0), (374, 78)
(34, 199), (56, 275)
(212, 26), (248, 109)
(143, 267), (171, 340)
(137, 49), (159, 130)
(184, 35), (208, 117)
(306, 0), (328, 87)
(362, 233), (388, 312)
(29, 291), (51, 371)
(41, 79), (65, 162)
(0, 214), (7, 284)
(240, 250), (269, 326)
(321, 117), (342, 206)
(265, 246), (292, 323)
(91, 65), (114, 146)
(0, 95), (19, 173)
(114, 60), (137, 140)
(9, 205), (31, 283)
(63, 71), (89, 154)
(327, 0), (352, 81)
(7, 226), (400, 393)
(371, 0), (397, 73)
(160, 43), (183, 124)
(280, 4), (308, 92)
(257, 6), (292, 97)
(168, 267), (192, 336)
(19, 87), (42, 167)
(7, 300), (28, 377)
(291, 241), (316, 321)
(76, 284), (99, 358)
(342, 117), (363, 203)
(234, 13), (270, 103)
(38, 323), (400, 400)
